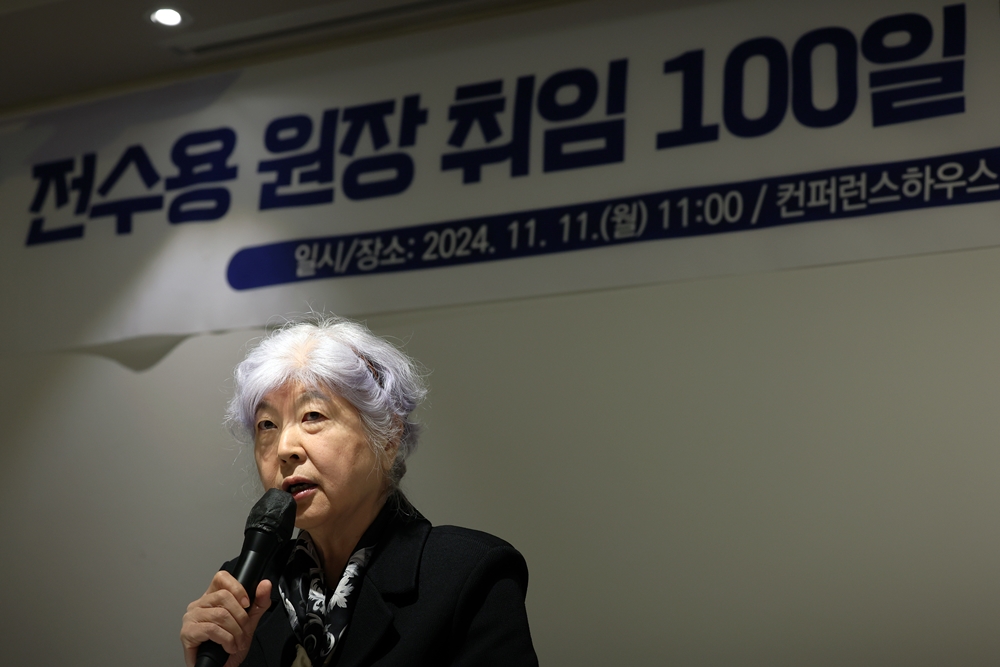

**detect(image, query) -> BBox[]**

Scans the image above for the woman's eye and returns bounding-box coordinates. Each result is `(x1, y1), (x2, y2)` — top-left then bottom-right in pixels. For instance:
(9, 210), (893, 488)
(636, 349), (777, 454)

(256, 419), (276, 431)
(303, 411), (324, 422)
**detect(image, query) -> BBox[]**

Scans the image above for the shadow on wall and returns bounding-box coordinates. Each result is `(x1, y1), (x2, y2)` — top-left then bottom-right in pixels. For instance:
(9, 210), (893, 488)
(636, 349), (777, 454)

(70, 334), (192, 372)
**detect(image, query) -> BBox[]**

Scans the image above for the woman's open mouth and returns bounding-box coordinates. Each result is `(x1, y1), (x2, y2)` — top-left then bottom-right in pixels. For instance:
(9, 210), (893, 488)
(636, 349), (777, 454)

(284, 480), (318, 499)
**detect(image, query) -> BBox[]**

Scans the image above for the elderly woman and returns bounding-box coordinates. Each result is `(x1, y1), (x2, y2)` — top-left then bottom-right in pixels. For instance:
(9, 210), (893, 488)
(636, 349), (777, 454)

(180, 316), (537, 667)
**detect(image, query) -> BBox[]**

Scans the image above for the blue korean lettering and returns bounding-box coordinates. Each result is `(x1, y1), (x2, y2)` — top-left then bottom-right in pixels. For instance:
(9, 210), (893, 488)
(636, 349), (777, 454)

(398, 94), (428, 147)
(25, 154), (95, 245)
(862, 13), (932, 63)
(339, 95), (426, 200)
(540, 60), (627, 172)
(340, 101), (395, 155)
(441, 77), (534, 183)
(229, 147), (1000, 290)
(870, 61), (963, 126)
(88, 144), (163, 234)
(165, 127), (238, 223)
(31, 155), (95, 216)
(942, 3), (965, 56)
(866, 5), (965, 127)
(659, 3), (965, 146)
(258, 110), (337, 209)
(169, 187), (231, 223)
(164, 128), (237, 189)
(258, 96), (425, 208)
(342, 154), (414, 200)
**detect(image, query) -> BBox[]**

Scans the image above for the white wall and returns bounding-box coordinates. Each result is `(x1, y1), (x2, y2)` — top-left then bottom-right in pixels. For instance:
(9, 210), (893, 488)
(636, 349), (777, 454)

(3, 242), (1000, 665)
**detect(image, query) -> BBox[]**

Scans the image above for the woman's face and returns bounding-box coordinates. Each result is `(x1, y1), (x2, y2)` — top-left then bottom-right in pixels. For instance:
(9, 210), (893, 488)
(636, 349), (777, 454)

(253, 381), (391, 536)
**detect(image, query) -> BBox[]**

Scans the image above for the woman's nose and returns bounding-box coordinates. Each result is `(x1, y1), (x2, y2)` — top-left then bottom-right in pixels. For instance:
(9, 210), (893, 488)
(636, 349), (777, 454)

(276, 427), (305, 462)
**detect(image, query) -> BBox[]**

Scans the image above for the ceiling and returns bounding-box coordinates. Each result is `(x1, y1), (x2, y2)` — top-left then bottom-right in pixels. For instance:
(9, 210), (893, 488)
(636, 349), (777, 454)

(0, 0), (579, 118)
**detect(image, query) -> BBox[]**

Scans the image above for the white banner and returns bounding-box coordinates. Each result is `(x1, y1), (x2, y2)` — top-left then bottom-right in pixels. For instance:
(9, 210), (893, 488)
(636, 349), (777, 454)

(1, 0), (997, 351)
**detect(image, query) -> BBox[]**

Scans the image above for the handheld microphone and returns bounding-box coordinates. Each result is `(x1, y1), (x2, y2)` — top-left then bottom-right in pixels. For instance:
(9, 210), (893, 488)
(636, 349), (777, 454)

(195, 488), (297, 667)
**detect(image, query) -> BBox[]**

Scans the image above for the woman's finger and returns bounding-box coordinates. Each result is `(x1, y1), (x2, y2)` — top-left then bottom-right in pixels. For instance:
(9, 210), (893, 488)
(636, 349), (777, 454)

(235, 580), (273, 653)
(182, 576), (274, 667)
(181, 618), (240, 666)
(186, 602), (246, 640)
(180, 581), (255, 666)
(204, 570), (251, 608)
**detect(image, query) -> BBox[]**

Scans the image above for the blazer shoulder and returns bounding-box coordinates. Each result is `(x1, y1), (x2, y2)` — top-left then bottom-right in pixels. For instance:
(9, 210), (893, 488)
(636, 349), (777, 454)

(415, 526), (536, 666)
(426, 525), (520, 552)
(420, 525), (529, 587)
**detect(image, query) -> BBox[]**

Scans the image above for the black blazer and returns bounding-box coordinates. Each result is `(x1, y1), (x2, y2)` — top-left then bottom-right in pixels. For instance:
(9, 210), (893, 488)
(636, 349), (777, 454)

(234, 507), (539, 667)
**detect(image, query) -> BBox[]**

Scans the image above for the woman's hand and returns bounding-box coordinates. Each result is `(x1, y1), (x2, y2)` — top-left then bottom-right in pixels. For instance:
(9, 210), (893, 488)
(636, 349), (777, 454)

(180, 571), (272, 667)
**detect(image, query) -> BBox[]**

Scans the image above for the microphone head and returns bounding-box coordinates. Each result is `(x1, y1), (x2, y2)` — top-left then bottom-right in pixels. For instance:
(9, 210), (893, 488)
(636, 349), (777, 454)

(245, 488), (297, 541)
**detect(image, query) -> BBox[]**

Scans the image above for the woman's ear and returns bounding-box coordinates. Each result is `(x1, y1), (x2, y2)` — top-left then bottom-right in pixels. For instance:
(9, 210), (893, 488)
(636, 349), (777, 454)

(382, 438), (399, 470)
(379, 428), (399, 469)
(380, 417), (404, 475)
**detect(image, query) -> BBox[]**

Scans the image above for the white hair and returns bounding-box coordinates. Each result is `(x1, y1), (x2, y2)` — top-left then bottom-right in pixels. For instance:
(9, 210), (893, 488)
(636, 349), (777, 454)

(226, 315), (427, 488)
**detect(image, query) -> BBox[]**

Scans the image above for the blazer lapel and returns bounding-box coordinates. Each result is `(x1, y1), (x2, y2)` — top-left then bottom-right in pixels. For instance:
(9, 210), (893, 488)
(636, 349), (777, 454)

(333, 577), (394, 667)
(334, 510), (432, 667)
(250, 588), (298, 667)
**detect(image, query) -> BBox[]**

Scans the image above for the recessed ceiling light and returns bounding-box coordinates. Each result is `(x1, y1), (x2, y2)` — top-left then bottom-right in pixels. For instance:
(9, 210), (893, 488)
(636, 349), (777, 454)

(150, 8), (183, 26)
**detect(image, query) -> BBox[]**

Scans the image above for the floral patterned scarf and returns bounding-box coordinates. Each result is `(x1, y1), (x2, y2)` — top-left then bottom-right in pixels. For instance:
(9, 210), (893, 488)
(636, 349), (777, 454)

(277, 508), (389, 667)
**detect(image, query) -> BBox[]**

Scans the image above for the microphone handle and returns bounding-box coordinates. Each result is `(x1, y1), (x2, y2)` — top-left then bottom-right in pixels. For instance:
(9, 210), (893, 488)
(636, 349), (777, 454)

(194, 531), (278, 667)
(194, 640), (228, 667)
